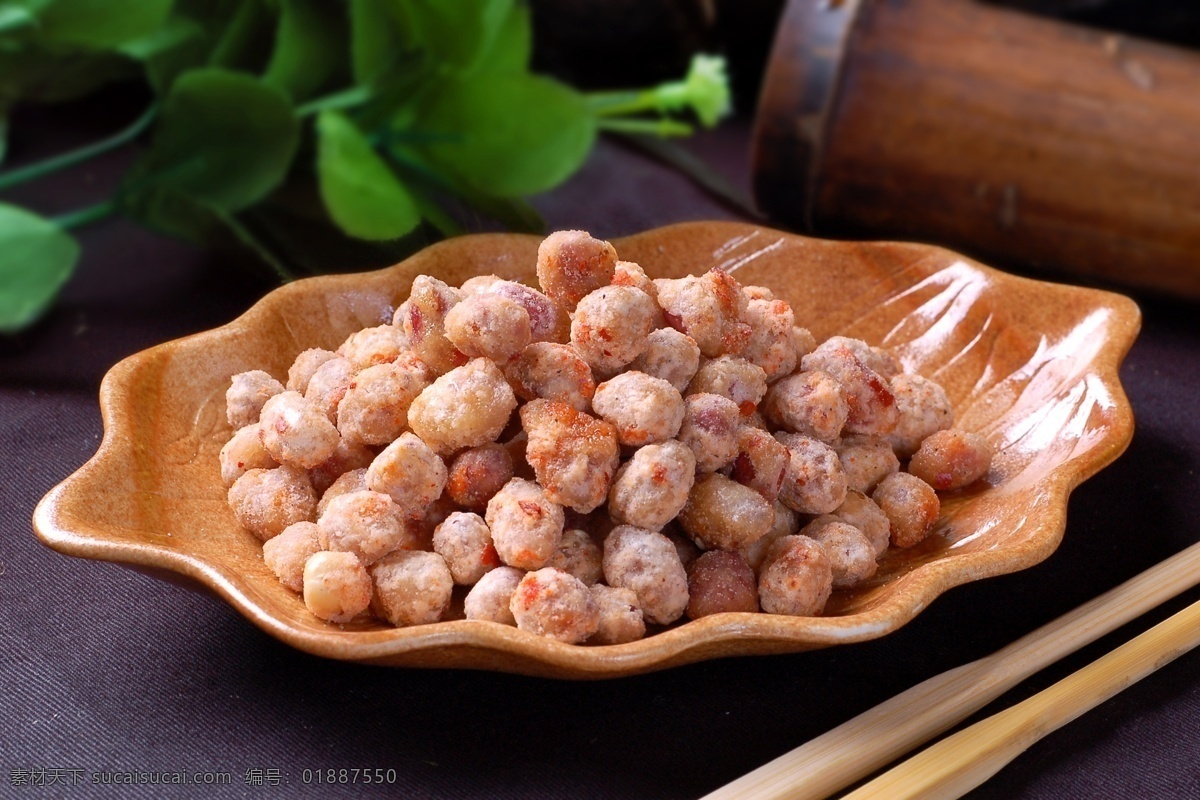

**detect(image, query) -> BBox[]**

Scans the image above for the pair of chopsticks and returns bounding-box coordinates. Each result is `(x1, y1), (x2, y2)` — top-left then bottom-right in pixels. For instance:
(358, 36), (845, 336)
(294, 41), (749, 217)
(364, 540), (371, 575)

(703, 540), (1200, 800)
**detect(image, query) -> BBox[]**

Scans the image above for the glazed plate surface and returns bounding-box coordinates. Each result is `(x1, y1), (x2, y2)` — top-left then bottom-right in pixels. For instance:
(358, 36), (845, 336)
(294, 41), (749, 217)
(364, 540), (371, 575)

(33, 222), (1139, 678)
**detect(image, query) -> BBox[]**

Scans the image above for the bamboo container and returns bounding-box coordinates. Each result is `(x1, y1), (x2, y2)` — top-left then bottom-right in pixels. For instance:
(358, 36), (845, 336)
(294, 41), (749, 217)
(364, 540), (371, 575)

(752, 0), (1200, 298)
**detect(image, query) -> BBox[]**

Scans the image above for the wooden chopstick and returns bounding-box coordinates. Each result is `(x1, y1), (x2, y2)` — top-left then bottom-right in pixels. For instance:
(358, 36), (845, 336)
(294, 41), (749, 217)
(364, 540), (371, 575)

(844, 594), (1200, 800)
(701, 541), (1200, 800)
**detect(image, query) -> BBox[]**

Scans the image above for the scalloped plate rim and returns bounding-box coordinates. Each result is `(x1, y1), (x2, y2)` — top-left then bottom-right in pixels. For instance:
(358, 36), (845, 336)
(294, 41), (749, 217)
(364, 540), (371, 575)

(32, 221), (1140, 679)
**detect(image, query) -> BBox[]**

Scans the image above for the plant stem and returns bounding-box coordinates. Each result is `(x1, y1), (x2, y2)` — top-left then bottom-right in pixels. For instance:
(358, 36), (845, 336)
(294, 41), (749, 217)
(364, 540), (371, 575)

(53, 199), (117, 230)
(587, 90), (659, 118)
(596, 117), (693, 137)
(216, 210), (297, 282)
(295, 85), (373, 118)
(0, 103), (159, 191)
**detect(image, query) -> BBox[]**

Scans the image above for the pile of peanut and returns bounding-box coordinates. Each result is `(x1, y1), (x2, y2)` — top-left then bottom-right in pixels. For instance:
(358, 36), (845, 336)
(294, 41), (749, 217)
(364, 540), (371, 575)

(219, 231), (992, 644)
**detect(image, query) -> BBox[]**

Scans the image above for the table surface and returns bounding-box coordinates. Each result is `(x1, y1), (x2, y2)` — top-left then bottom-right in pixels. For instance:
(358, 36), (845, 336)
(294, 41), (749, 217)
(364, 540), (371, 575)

(3, 101), (1199, 799)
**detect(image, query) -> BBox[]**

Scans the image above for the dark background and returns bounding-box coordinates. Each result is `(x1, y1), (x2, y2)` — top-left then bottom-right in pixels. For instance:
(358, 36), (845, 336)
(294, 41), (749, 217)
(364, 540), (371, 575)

(3, 2), (1200, 798)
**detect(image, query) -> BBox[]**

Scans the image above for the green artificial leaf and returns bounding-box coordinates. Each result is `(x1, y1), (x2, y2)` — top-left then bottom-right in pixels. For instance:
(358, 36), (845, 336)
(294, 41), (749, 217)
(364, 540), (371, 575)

(207, 0), (276, 74)
(118, 15), (204, 61)
(125, 69), (300, 213)
(0, 46), (136, 104)
(478, 0), (531, 73)
(317, 109), (419, 240)
(264, 0), (348, 102)
(25, 0), (174, 50)
(0, 203), (80, 332)
(407, 71), (595, 197)
(394, 0), (513, 73)
(349, 0), (402, 84)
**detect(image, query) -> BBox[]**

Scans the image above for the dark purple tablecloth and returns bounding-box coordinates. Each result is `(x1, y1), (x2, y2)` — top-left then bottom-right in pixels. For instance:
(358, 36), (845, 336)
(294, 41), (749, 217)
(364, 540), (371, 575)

(3, 107), (1199, 799)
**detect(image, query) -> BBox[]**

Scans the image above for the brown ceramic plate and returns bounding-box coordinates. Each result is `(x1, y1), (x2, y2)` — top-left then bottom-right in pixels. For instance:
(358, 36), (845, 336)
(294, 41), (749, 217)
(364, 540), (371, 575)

(33, 222), (1139, 678)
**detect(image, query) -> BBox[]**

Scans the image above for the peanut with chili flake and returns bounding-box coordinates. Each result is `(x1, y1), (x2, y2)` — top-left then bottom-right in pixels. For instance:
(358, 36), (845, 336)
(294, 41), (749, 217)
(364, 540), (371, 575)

(570, 285), (658, 375)
(536, 229), (618, 311)
(591, 371), (685, 447)
(757, 535), (833, 617)
(510, 567), (600, 644)
(655, 268), (752, 358)
(432, 512), (500, 586)
(908, 429), (993, 491)
(486, 477), (565, 570)
(228, 465), (316, 541)
(220, 229), (993, 643)
(519, 399), (620, 514)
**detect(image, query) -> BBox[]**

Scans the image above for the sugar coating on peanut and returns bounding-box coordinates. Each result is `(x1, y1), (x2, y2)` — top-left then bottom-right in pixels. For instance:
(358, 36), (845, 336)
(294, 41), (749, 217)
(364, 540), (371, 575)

(220, 423), (277, 487)
(830, 490), (891, 557)
(886, 373), (954, 458)
(655, 268), (752, 358)
(757, 535), (833, 617)
(507, 342), (595, 411)
(226, 370), (284, 430)
(629, 327), (701, 393)
(678, 393), (741, 473)
(317, 490), (409, 565)
(592, 371), (685, 446)
(908, 429), (993, 490)
(687, 550), (759, 619)
(520, 399), (620, 514)
(763, 370), (848, 443)
(397, 275), (465, 375)
(546, 528), (603, 586)
(481, 280), (571, 344)
(464, 566), (525, 625)
(731, 426), (789, 503)
(602, 526), (688, 625)
(775, 432), (849, 515)
(801, 517), (877, 589)
(337, 360), (428, 446)
(338, 324), (408, 370)
(836, 435), (900, 494)
(588, 584), (646, 644)
(536, 230), (617, 311)
(317, 468), (368, 517)
(802, 341), (898, 436)
(228, 465), (316, 541)
(688, 356), (768, 416)
(570, 285), (657, 375)
(408, 358), (517, 455)
(510, 567), (600, 644)
(432, 511), (500, 585)
(304, 356), (356, 424)
(444, 292), (532, 362)
(607, 440), (696, 531)
(742, 297), (798, 381)
(872, 472), (940, 548)
(369, 550), (454, 627)
(366, 432), (448, 520)
(287, 348), (338, 393)
(262, 521), (321, 592)
(486, 478), (565, 570)
(678, 472), (775, 551)
(303, 551), (371, 623)
(258, 391), (340, 469)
